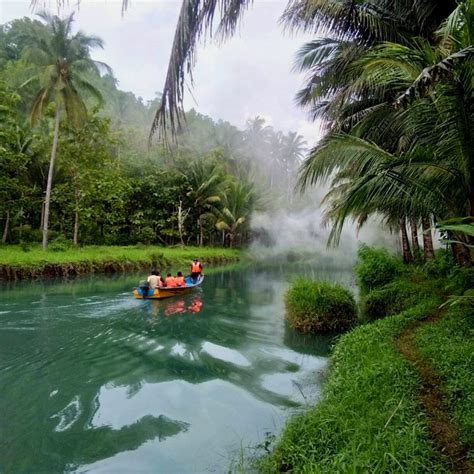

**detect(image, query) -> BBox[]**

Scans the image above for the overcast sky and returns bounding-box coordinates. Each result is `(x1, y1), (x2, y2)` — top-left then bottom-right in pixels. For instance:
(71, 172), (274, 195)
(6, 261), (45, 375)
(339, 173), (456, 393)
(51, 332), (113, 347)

(1, 0), (322, 144)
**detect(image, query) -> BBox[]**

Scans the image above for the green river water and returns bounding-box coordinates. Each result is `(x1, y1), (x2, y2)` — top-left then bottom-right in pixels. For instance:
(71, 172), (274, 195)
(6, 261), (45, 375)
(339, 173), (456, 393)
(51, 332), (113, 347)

(0, 264), (354, 472)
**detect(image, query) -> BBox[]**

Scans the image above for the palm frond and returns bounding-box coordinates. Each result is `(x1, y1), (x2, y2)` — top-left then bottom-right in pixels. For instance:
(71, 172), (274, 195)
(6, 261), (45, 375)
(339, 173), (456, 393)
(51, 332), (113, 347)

(149, 0), (253, 143)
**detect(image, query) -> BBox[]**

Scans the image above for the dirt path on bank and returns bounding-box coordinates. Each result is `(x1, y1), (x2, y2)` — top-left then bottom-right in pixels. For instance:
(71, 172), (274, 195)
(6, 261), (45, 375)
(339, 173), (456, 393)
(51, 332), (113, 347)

(397, 310), (473, 473)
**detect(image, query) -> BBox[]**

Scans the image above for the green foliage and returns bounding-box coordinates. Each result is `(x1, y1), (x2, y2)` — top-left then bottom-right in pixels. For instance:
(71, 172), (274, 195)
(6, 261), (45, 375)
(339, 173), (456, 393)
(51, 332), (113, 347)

(261, 297), (446, 473)
(48, 237), (71, 252)
(355, 245), (404, 293)
(362, 278), (430, 321)
(422, 249), (455, 278)
(292, 0), (473, 264)
(444, 266), (474, 296)
(285, 278), (357, 332)
(3, 17), (305, 250)
(415, 306), (474, 450)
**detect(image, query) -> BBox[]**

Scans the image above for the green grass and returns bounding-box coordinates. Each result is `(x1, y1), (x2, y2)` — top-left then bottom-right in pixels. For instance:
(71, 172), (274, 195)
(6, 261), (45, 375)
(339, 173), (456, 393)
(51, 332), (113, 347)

(260, 297), (448, 473)
(361, 275), (440, 322)
(0, 245), (241, 267)
(414, 305), (474, 453)
(260, 249), (473, 472)
(285, 279), (357, 332)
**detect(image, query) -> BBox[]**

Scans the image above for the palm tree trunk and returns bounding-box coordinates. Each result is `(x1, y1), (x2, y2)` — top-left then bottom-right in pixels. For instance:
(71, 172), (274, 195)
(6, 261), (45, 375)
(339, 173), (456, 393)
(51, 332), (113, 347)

(73, 187), (80, 246)
(400, 218), (413, 263)
(451, 241), (471, 266)
(409, 218), (420, 257)
(421, 217), (434, 261)
(2, 211), (10, 244)
(449, 230), (471, 266)
(42, 105), (61, 250)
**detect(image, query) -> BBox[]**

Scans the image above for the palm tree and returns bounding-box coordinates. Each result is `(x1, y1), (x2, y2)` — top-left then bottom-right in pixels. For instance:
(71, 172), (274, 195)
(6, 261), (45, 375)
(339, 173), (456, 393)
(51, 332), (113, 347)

(215, 181), (255, 247)
(20, 12), (110, 249)
(295, 0), (472, 263)
(280, 132), (307, 199)
(184, 159), (225, 246)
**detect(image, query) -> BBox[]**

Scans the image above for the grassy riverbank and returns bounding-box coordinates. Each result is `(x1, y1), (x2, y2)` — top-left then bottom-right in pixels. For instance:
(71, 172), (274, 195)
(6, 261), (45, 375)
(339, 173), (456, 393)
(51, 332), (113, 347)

(0, 245), (241, 280)
(261, 249), (473, 472)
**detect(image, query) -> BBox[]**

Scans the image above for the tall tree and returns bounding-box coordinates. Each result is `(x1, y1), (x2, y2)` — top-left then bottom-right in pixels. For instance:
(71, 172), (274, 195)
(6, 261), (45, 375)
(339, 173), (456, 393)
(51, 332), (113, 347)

(20, 11), (110, 249)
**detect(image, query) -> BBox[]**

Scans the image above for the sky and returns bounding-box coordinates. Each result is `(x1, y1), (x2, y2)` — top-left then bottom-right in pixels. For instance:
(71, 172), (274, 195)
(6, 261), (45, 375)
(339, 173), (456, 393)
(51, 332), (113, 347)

(0, 0), (322, 144)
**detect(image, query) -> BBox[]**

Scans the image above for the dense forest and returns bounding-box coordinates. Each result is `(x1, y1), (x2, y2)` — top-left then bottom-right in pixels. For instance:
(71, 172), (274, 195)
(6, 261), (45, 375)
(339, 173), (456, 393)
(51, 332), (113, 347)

(0, 14), (307, 249)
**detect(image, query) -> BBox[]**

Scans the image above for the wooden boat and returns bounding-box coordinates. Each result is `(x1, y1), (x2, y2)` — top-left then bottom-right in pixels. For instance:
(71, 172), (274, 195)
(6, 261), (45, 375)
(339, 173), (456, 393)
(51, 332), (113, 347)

(133, 275), (204, 300)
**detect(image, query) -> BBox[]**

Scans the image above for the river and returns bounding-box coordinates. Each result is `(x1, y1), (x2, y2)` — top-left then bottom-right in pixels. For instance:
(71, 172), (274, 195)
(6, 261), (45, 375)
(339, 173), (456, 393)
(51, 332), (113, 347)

(0, 264), (354, 472)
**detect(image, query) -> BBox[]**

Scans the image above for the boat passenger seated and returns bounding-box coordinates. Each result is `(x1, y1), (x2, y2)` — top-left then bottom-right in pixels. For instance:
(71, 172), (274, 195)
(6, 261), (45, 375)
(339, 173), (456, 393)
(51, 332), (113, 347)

(175, 271), (186, 287)
(165, 273), (176, 287)
(147, 270), (162, 289)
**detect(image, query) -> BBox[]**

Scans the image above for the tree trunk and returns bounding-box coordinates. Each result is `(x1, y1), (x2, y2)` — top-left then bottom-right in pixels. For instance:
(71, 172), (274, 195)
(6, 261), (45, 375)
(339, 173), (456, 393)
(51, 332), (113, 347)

(73, 212), (79, 246)
(449, 228), (471, 266)
(40, 202), (45, 231)
(451, 241), (471, 266)
(421, 217), (435, 261)
(400, 218), (413, 263)
(2, 211), (10, 244)
(409, 218), (420, 256)
(73, 185), (80, 246)
(199, 218), (203, 247)
(42, 105), (61, 250)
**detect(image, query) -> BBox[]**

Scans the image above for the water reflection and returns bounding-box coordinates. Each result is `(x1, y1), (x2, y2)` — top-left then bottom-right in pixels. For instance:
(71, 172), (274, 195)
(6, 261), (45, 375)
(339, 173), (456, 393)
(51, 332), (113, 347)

(0, 264), (353, 472)
(149, 295), (204, 318)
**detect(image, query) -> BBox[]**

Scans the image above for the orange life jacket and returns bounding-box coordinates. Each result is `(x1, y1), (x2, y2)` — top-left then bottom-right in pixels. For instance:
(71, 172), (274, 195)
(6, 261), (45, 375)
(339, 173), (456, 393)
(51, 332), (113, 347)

(175, 276), (186, 286)
(191, 262), (201, 273)
(165, 276), (176, 287)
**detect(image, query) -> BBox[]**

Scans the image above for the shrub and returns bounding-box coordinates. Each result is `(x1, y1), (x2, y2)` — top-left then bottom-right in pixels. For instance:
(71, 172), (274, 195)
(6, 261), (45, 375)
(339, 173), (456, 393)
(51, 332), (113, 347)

(48, 236), (71, 252)
(445, 266), (474, 295)
(422, 249), (455, 278)
(285, 279), (357, 333)
(355, 245), (403, 293)
(11, 226), (60, 244)
(362, 278), (421, 321)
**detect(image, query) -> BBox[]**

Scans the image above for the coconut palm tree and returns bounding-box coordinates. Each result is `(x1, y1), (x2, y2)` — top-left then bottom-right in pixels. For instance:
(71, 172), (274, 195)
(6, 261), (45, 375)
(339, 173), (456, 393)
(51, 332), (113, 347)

(20, 11), (110, 249)
(184, 159), (225, 246)
(215, 181), (255, 247)
(298, 0), (473, 263)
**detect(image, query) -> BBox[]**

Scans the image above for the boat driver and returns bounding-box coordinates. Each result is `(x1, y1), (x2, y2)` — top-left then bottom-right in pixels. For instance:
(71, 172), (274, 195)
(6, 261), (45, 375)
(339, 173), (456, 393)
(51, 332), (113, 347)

(190, 259), (202, 283)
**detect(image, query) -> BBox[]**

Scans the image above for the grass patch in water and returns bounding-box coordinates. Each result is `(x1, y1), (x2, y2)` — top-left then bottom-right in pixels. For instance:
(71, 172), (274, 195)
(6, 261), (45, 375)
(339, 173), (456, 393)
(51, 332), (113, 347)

(285, 279), (357, 332)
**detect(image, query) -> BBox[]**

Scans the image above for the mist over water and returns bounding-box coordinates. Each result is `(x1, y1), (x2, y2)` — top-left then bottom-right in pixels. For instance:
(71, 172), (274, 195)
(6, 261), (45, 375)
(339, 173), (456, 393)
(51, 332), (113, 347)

(249, 205), (398, 266)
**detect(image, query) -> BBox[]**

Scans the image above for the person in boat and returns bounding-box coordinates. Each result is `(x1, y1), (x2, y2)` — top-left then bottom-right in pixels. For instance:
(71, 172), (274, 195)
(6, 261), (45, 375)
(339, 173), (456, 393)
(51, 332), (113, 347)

(165, 273), (176, 287)
(190, 259), (202, 283)
(175, 271), (186, 287)
(147, 270), (163, 289)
